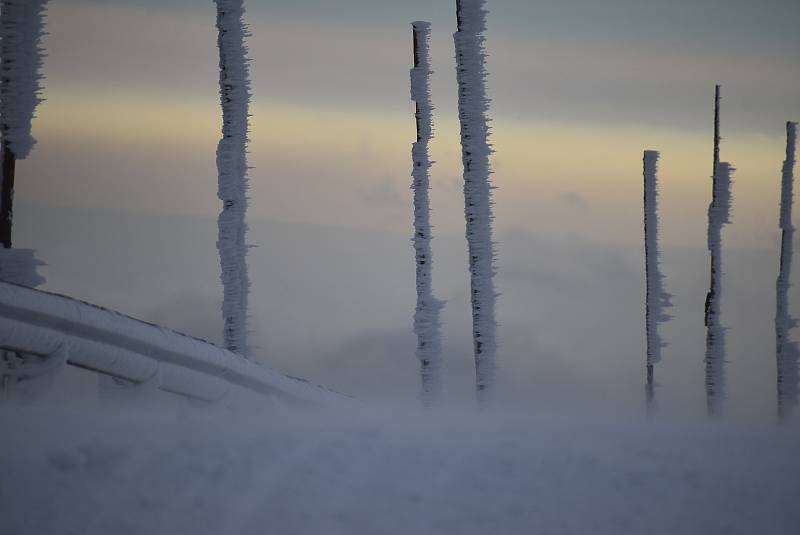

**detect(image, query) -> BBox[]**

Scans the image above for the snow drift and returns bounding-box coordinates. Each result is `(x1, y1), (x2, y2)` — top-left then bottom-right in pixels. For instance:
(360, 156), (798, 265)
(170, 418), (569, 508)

(1, 406), (799, 535)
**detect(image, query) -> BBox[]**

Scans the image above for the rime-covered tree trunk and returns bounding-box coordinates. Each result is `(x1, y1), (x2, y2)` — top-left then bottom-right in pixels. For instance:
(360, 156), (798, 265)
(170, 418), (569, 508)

(704, 161), (733, 417)
(0, 0), (48, 250)
(775, 121), (798, 423)
(642, 150), (671, 410)
(410, 21), (444, 406)
(214, 0), (251, 356)
(454, 0), (497, 404)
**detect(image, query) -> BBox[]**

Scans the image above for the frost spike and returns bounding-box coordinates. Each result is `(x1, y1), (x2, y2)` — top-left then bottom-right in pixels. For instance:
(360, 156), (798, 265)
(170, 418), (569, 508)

(214, 0), (251, 357)
(775, 121), (798, 423)
(642, 150), (671, 411)
(410, 21), (444, 406)
(704, 161), (733, 417)
(0, 0), (49, 249)
(454, 0), (497, 404)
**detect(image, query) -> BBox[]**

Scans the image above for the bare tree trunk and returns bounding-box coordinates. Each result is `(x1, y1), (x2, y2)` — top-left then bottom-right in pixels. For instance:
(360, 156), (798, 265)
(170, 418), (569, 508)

(775, 121), (798, 423)
(454, 0), (497, 405)
(410, 21), (444, 406)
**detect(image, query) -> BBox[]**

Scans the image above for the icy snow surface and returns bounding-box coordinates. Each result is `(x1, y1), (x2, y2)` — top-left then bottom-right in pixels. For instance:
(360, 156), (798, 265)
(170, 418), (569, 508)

(1, 405), (799, 535)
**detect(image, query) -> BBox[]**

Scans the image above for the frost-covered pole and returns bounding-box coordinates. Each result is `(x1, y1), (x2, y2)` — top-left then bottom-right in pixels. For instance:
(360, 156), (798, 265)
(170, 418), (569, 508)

(775, 121), (798, 423)
(454, 0), (497, 404)
(0, 0), (48, 249)
(704, 161), (733, 417)
(642, 151), (671, 410)
(410, 21), (444, 406)
(214, 0), (251, 356)
(0, 0), (48, 398)
(713, 85), (720, 177)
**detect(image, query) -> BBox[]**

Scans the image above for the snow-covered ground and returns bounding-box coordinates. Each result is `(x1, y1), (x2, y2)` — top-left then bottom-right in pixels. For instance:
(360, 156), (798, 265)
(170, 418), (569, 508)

(1, 405), (798, 535)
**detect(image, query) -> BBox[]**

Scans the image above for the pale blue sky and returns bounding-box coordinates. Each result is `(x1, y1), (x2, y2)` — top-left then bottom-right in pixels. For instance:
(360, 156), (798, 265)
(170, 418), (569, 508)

(54, 0), (799, 131)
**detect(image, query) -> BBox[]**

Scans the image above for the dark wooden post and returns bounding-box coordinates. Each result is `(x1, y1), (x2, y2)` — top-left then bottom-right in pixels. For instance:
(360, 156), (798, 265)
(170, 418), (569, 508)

(713, 85), (720, 176)
(0, 141), (15, 249)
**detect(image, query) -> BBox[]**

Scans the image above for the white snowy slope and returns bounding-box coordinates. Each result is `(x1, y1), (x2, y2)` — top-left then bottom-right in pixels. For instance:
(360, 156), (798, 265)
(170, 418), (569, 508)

(454, 0), (497, 402)
(0, 281), (346, 406)
(1, 406), (799, 535)
(410, 21), (444, 405)
(0, 0), (48, 159)
(215, 0), (251, 356)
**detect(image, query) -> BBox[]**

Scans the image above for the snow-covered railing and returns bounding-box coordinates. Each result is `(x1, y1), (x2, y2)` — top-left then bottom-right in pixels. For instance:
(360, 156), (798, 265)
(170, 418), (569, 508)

(0, 281), (345, 406)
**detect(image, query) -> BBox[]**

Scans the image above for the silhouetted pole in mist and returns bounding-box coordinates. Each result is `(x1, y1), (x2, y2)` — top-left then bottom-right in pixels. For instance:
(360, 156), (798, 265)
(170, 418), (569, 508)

(705, 85), (721, 329)
(703, 85), (734, 417)
(775, 121), (798, 423)
(704, 160), (733, 417)
(713, 85), (720, 176)
(642, 150), (671, 412)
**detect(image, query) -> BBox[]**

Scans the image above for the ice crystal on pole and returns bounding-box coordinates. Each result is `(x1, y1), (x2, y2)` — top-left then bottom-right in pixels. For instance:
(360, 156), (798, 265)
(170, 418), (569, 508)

(642, 150), (671, 408)
(0, 0), (47, 285)
(410, 21), (444, 406)
(214, 0), (251, 357)
(775, 121), (798, 422)
(454, 0), (497, 404)
(0, 0), (47, 160)
(704, 161), (733, 416)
